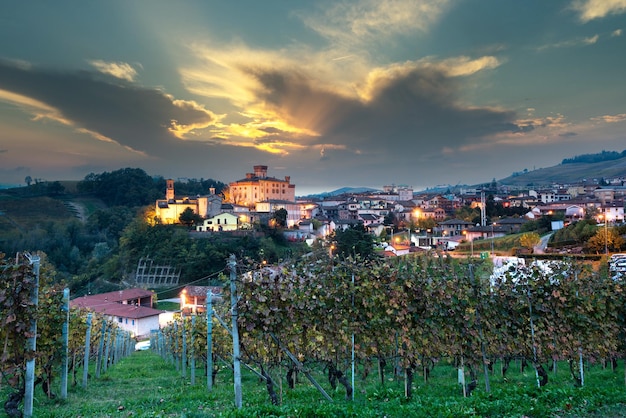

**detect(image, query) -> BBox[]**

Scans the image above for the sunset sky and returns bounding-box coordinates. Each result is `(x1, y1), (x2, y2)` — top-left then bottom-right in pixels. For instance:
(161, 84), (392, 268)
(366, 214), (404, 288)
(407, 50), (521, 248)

(1, 1), (625, 194)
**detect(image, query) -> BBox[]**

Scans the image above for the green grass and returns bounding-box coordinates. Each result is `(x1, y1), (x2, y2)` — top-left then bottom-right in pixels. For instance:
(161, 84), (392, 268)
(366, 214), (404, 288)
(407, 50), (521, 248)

(13, 351), (626, 417)
(71, 196), (107, 217)
(456, 233), (523, 256)
(157, 301), (181, 311)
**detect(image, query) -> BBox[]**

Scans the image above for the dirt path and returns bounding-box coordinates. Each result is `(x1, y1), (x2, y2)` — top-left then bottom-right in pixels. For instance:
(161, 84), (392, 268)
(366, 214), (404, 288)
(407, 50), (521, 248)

(66, 201), (87, 222)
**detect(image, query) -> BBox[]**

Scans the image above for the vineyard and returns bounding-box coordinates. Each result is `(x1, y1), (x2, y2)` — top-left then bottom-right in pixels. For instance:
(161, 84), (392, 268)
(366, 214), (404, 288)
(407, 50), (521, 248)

(2, 251), (626, 417)
(0, 253), (134, 417)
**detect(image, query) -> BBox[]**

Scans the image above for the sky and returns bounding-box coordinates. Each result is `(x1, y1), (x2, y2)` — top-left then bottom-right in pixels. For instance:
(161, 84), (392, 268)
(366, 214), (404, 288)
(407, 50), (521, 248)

(1, 0), (626, 195)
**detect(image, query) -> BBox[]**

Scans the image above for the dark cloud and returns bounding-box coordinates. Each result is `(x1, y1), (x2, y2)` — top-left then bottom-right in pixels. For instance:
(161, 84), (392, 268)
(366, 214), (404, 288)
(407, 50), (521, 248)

(559, 132), (578, 137)
(0, 60), (215, 156)
(248, 65), (524, 161)
(0, 165), (30, 179)
(0, 59), (283, 186)
(0, 149), (7, 153)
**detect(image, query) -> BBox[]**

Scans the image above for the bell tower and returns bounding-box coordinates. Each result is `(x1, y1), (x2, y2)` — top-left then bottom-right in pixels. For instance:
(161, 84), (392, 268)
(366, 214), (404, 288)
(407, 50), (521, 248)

(166, 179), (175, 201)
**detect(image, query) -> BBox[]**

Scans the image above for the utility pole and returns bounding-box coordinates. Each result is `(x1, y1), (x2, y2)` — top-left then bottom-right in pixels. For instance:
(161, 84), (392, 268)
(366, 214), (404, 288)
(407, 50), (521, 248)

(480, 190), (486, 227)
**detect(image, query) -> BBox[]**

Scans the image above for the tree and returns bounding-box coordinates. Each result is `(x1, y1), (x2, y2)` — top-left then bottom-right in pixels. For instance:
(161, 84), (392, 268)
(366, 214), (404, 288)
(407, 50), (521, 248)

(76, 168), (159, 207)
(220, 186), (231, 203)
(416, 217), (437, 231)
(333, 223), (374, 259)
(455, 205), (480, 223)
(383, 211), (396, 227)
(25, 175), (32, 186)
(179, 207), (202, 228)
(520, 232), (541, 252)
(47, 181), (65, 196)
(587, 227), (624, 254)
(272, 208), (288, 228)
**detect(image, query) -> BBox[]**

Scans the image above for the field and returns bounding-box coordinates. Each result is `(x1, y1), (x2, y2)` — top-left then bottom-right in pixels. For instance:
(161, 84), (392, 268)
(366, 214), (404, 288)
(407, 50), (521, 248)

(0, 192), (105, 235)
(0, 195), (72, 232)
(20, 350), (626, 417)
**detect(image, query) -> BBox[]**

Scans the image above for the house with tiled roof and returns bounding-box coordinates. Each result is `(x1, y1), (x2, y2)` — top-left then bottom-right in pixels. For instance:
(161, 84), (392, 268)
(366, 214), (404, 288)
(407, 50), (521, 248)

(438, 219), (475, 237)
(71, 288), (165, 338)
(196, 212), (240, 232)
(463, 225), (507, 242)
(496, 217), (529, 233)
(180, 285), (223, 315)
(358, 213), (382, 226)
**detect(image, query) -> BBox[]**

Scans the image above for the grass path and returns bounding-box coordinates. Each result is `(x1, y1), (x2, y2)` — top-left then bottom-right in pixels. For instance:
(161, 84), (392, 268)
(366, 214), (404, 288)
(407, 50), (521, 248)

(34, 351), (224, 417)
(29, 350), (626, 418)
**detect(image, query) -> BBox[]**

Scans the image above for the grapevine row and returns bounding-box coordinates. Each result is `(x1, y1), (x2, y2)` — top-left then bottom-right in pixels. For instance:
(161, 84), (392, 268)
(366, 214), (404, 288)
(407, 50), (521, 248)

(0, 252), (133, 417)
(157, 254), (625, 404)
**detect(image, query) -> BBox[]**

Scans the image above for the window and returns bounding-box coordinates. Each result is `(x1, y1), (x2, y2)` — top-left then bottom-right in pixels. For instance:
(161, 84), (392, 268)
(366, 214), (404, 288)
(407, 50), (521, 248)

(118, 317), (123, 323)
(132, 320), (135, 325)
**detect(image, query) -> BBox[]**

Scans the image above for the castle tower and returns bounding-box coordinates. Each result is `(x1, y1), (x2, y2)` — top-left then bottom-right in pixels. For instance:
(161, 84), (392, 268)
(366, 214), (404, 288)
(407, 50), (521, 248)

(254, 165), (268, 178)
(166, 179), (174, 201)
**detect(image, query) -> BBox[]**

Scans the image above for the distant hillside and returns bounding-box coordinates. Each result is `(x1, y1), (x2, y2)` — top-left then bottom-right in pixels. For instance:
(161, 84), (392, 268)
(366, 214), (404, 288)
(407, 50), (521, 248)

(302, 187), (380, 198)
(562, 149), (626, 165)
(0, 195), (74, 234)
(499, 153), (626, 186)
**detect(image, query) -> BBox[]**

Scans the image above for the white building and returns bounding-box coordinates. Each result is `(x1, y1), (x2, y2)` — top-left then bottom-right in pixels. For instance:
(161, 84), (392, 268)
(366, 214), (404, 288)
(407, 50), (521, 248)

(155, 179), (222, 224)
(196, 212), (240, 232)
(71, 289), (165, 339)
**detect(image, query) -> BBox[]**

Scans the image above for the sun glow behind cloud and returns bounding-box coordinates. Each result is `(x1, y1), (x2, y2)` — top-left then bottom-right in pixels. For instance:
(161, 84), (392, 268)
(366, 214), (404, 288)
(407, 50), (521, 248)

(167, 99), (222, 139)
(0, 89), (72, 126)
(1, 1), (625, 188)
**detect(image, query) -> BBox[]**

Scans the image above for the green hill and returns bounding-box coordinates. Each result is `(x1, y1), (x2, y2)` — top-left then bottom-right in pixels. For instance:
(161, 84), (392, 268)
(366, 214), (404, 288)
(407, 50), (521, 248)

(0, 195), (73, 233)
(499, 154), (626, 186)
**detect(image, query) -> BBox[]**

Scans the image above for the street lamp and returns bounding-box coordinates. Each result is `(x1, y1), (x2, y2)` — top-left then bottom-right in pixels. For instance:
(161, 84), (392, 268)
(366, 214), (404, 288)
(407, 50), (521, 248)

(490, 223), (496, 255)
(463, 230), (474, 258)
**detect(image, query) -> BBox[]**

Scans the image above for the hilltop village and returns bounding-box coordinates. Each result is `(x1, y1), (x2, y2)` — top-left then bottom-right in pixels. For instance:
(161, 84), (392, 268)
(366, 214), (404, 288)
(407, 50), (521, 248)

(155, 165), (626, 254)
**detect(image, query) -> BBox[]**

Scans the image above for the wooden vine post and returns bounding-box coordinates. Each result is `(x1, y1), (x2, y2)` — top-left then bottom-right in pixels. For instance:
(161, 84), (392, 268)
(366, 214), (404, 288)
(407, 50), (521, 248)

(23, 254), (40, 418)
(470, 264), (491, 393)
(103, 327), (111, 372)
(82, 313), (93, 388)
(207, 288), (214, 391)
(229, 254), (243, 409)
(96, 320), (107, 378)
(526, 282), (541, 388)
(60, 288), (70, 399)
(182, 316), (187, 378)
(190, 315), (196, 385)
